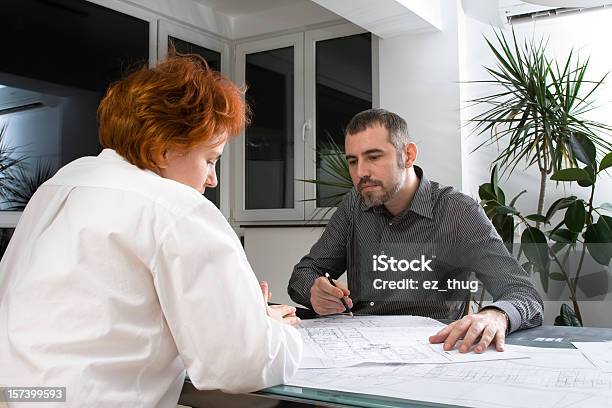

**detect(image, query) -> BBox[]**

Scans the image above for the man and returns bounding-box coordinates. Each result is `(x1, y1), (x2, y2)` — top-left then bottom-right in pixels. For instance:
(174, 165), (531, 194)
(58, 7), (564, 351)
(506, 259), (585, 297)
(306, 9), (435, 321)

(288, 108), (543, 354)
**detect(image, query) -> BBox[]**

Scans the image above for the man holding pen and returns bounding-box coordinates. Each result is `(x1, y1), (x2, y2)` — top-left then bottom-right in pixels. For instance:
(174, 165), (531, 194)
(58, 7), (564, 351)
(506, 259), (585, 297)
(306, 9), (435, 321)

(288, 108), (543, 355)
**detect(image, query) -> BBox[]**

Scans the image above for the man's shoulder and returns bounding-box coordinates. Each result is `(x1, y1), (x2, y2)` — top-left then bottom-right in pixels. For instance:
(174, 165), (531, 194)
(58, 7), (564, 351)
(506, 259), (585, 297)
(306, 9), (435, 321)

(429, 180), (480, 217)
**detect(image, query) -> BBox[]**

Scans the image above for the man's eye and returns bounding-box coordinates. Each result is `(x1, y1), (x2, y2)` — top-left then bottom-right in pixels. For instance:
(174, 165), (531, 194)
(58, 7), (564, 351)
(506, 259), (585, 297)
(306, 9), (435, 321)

(368, 155), (380, 161)
(347, 160), (356, 166)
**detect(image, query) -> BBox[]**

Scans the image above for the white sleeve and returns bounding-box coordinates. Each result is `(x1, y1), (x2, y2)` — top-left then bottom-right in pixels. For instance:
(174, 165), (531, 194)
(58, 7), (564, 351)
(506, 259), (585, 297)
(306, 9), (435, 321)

(151, 203), (303, 393)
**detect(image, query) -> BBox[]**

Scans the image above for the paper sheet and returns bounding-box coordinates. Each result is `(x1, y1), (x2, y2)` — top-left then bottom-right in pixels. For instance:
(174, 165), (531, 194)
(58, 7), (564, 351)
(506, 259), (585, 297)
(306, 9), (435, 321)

(288, 346), (612, 408)
(298, 314), (445, 330)
(573, 341), (612, 372)
(298, 316), (528, 369)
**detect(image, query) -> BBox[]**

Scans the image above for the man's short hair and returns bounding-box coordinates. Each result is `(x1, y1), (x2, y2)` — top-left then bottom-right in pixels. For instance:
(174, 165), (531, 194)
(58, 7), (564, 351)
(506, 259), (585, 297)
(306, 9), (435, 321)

(98, 52), (249, 170)
(345, 108), (410, 152)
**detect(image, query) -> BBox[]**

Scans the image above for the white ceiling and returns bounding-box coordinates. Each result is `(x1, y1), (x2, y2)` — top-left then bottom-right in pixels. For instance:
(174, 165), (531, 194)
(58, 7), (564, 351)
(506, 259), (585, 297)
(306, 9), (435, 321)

(192, 0), (308, 16)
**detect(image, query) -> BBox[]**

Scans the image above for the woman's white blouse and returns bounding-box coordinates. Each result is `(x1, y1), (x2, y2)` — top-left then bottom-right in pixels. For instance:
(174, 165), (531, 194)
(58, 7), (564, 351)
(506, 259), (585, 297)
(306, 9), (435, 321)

(0, 149), (303, 407)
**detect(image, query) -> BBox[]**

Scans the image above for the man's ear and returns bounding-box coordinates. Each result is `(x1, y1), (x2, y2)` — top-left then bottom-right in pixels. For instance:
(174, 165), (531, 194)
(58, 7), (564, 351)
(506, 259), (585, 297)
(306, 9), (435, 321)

(404, 142), (418, 167)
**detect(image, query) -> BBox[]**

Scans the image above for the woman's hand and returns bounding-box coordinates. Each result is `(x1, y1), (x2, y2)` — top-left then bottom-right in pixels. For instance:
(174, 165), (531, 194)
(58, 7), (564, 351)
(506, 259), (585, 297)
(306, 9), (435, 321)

(260, 281), (300, 326)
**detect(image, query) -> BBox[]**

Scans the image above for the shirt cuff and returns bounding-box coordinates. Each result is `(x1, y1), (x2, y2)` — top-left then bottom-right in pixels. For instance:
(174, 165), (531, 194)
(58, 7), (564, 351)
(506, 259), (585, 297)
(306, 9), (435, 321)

(288, 270), (320, 309)
(481, 301), (521, 335)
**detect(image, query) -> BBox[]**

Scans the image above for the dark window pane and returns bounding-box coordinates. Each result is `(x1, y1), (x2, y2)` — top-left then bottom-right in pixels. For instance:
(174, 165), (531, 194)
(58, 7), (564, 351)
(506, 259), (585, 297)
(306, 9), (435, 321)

(0, 228), (15, 261)
(245, 47), (294, 210)
(169, 37), (222, 208)
(169, 36), (221, 72)
(316, 34), (372, 207)
(0, 0), (148, 212)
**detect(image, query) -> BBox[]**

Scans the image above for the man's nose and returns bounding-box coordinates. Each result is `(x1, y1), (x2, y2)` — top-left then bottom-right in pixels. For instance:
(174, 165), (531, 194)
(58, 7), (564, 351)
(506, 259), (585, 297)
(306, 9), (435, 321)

(356, 161), (370, 179)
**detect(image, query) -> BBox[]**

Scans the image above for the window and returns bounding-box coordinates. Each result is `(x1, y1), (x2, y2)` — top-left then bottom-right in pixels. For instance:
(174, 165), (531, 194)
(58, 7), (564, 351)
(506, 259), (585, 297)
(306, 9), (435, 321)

(0, 0), (152, 229)
(235, 33), (305, 221)
(158, 20), (231, 215)
(235, 24), (374, 222)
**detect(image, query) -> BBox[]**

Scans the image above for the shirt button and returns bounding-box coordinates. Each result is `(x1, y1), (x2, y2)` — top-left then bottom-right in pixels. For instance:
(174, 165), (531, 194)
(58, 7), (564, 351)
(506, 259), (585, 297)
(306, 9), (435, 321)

(370, 302), (375, 306)
(388, 222), (393, 226)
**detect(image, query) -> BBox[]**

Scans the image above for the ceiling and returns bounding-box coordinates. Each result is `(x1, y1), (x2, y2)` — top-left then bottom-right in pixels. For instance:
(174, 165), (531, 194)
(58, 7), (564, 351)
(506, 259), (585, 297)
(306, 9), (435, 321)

(191, 0), (308, 16)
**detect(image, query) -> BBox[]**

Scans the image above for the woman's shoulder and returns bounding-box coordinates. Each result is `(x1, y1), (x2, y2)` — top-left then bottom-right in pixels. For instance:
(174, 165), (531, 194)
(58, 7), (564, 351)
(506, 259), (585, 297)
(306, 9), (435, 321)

(47, 150), (214, 219)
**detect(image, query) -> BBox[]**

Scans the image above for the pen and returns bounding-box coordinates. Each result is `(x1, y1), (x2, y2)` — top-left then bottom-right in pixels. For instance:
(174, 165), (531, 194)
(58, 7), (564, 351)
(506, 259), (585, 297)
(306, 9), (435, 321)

(324, 272), (353, 317)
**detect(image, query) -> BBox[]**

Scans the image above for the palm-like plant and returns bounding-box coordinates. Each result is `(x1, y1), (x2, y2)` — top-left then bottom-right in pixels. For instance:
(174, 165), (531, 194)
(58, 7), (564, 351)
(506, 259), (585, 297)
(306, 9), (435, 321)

(0, 123), (26, 202)
(2, 160), (56, 210)
(469, 28), (612, 219)
(300, 136), (353, 219)
(0, 122), (56, 211)
(470, 29), (612, 326)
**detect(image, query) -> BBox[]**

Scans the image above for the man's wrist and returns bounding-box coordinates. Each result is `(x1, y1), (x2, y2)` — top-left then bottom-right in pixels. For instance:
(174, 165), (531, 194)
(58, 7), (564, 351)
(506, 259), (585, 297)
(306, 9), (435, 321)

(480, 307), (510, 335)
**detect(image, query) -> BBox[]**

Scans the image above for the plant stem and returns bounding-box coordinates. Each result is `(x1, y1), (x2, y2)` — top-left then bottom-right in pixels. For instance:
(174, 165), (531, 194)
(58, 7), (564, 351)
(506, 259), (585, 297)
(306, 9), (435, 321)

(570, 183), (596, 323)
(536, 169), (547, 228)
(549, 248), (582, 325)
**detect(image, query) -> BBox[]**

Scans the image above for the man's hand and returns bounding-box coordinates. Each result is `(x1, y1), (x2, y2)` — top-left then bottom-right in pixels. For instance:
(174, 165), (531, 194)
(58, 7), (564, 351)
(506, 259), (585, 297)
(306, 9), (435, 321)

(428, 309), (508, 353)
(310, 276), (353, 316)
(260, 281), (300, 326)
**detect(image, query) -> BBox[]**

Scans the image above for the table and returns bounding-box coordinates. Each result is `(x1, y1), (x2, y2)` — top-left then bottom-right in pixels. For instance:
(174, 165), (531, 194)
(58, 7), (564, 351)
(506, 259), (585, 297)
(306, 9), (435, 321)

(179, 323), (612, 408)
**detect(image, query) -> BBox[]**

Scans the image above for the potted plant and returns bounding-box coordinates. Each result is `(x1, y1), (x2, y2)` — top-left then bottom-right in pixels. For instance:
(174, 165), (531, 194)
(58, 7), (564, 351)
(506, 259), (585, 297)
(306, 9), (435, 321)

(469, 29), (612, 326)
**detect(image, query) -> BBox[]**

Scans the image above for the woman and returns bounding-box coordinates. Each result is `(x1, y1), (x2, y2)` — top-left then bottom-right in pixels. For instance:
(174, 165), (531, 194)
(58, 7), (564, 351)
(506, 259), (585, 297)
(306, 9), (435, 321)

(0, 54), (302, 407)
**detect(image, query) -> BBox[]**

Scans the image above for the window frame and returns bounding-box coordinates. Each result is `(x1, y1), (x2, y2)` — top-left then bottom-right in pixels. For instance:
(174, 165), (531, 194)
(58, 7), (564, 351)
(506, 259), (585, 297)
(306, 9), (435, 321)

(303, 24), (375, 221)
(233, 32), (305, 222)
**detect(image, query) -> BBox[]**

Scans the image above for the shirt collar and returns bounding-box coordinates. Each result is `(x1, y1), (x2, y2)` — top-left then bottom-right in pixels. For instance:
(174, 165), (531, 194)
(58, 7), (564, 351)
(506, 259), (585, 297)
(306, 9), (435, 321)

(360, 165), (434, 220)
(99, 148), (160, 178)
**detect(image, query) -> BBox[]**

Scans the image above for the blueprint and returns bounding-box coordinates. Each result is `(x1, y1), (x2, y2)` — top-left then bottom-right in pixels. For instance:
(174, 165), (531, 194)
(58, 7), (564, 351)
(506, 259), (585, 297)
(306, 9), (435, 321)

(288, 346), (612, 408)
(299, 316), (528, 369)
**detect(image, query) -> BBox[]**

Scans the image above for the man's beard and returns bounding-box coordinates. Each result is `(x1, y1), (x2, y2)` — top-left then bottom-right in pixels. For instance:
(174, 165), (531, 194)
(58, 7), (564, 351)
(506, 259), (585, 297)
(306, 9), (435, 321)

(358, 176), (402, 207)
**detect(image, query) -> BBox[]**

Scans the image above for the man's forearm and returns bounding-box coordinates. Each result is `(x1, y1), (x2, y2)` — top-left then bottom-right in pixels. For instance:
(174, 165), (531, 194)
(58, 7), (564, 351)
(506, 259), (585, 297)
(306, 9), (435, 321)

(287, 264), (320, 308)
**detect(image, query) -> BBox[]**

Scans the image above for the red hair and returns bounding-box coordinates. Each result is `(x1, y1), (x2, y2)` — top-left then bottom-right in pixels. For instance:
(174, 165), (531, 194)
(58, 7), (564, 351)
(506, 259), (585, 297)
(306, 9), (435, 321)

(98, 53), (248, 170)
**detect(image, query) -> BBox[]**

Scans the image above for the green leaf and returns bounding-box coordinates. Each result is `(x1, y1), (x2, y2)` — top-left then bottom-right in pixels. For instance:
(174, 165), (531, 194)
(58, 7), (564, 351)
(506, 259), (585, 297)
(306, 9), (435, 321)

(584, 216), (612, 266)
(479, 183), (497, 201)
(490, 165), (500, 200)
(492, 214), (514, 245)
(494, 205), (519, 215)
(564, 200), (586, 233)
(600, 152), (612, 173)
(550, 228), (578, 243)
(509, 189), (527, 208)
(554, 304), (582, 327)
(549, 272), (566, 281)
(526, 214), (547, 223)
(521, 227), (550, 292)
(569, 132), (596, 167)
(551, 241), (568, 253)
(545, 196), (577, 223)
(550, 168), (591, 182)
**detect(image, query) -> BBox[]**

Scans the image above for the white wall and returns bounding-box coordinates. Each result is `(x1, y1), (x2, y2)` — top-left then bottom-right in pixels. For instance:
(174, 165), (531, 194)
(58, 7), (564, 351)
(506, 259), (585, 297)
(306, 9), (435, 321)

(458, 5), (612, 326)
(244, 227), (326, 307)
(379, 0), (463, 189)
(459, 6), (612, 213)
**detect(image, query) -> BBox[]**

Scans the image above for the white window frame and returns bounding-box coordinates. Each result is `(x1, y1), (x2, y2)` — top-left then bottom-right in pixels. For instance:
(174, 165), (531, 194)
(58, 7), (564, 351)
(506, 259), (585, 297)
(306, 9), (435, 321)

(158, 19), (232, 218)
(233, 33), (305, 222)
(0, 0), (158, 229)
(303, 24), (376, 221)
